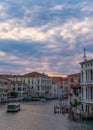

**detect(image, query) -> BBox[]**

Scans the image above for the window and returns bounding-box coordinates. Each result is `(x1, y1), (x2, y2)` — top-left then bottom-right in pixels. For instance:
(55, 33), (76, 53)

(91, 69), (93, 80)
(71, 78), (73, 83)
(0, 89), (3, 92)
(91, 86), (92, 99)
(13, 87), (15, 91)
(0, 82), (4, 85)
(82, 87), (83, 98)
(81, 71), (83, 83)
(4, 89), (7, 92)
(37, 86), (39, 91)
(38, 79), (39, 84)
(71, 85), (73, 88)
(86, 87), (87, 99)
(78, 78), (80, 82)
(23, 87), (26, 91)
(28, 79), (30, 84)
(18, 87), (21, 91)
(82, 104), (84, 111)
(32, 80), (33, 84)
(5, 82), (8, 85)
(86, 105), (87, 112)
(88, 105), (89, 114)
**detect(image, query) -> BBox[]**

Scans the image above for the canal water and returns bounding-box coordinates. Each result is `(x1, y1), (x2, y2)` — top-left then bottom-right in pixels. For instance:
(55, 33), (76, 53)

(0, 101), (93, 130)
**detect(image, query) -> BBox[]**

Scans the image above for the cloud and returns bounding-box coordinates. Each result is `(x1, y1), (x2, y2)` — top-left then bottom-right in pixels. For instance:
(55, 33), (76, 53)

(0, 14), (93, 48)
(0, 0), (93, 75)
(0, 51), (6, 56)
(0, 49), (31, 66)
(50, 5), (65, 11)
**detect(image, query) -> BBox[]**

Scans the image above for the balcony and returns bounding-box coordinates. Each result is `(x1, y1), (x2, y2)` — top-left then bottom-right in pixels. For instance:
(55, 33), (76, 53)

(81, 99), (93, 104)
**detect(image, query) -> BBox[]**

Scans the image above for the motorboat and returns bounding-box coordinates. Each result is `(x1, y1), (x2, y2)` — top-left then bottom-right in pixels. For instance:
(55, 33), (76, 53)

(7, 103), (21, 112)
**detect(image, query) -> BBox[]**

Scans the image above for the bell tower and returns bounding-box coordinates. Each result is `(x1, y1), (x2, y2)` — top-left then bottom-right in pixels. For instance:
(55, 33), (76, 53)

(83, 48), (87, 61)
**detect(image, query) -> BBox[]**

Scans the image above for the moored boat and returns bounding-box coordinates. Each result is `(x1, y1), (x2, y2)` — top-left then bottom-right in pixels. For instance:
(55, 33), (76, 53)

(40, 98), (46, 102)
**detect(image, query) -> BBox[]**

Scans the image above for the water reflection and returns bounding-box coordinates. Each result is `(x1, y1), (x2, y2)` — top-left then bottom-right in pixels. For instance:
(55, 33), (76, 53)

(0, 101), (92, 130)
(67, 117), (93, 130)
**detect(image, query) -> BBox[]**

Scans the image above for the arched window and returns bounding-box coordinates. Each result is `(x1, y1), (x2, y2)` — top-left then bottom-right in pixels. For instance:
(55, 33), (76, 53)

(91, 69), (93, 80)
(71, 78), (73, 83)
(81, 71), (83, 83)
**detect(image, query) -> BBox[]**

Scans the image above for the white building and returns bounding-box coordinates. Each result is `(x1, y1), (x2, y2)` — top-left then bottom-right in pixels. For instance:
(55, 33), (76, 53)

(51, 83), (62, 99)
(8, 72), (52, 98)
(80, 49), (93, 115)
(11, 81), (28, 100)
(0, 78), (11, 102)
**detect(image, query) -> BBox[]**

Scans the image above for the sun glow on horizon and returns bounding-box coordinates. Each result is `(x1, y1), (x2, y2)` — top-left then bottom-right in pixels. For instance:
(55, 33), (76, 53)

(48, 73), (67, 78)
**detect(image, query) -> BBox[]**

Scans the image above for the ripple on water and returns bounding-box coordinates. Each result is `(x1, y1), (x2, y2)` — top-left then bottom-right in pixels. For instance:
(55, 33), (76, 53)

(0, 101), (92, 130)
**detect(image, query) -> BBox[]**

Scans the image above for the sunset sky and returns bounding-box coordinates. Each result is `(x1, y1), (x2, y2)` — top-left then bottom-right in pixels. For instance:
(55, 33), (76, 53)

(0, 0), (93, 76)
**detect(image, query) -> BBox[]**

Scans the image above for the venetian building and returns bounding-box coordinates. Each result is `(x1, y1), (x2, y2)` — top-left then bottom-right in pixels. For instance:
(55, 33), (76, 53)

(68, 73), (80, 104)
(80, 49), (93, 115)
(0, 77), (11, 102)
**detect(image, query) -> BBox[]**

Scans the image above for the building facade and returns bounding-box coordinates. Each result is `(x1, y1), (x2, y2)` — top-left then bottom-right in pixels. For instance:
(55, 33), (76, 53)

(0, 78), (11, 102)
(11, 81), (28, 99)
(62, 78), (68, 99)
(68, 73), (80, 104)
(80, 59), (93, 114)
(8, 72), (52, 98)
(52, 77), (63, 89)
(50, 83), (62, 99)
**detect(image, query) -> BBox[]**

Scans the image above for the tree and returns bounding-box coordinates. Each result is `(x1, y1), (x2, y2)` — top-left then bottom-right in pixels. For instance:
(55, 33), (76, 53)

(10, 92), (18, 98)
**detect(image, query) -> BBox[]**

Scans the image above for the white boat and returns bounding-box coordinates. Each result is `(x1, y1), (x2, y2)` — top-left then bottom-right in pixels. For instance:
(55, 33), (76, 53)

(7, 103), (21, 112)
(40, 98), (46, 102)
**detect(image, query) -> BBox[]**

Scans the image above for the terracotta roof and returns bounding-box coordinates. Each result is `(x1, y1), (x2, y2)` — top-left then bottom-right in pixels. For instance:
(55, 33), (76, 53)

(68, 73), (80, 77)
(62, 77), (68, 81)
(24, 72), (49, 78)
(0, 72), (51, 78)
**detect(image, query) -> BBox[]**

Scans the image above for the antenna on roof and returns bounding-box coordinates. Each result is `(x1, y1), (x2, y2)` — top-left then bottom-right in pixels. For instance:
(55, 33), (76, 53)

(83, 48), (87, 61)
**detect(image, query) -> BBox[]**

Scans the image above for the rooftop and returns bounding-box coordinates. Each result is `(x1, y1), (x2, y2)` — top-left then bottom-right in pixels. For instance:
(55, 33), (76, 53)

(79, 59), (93, 65)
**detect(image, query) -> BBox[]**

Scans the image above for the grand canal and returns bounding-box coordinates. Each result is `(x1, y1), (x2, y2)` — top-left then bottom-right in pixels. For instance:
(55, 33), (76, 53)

(0, 101), (93, 130)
